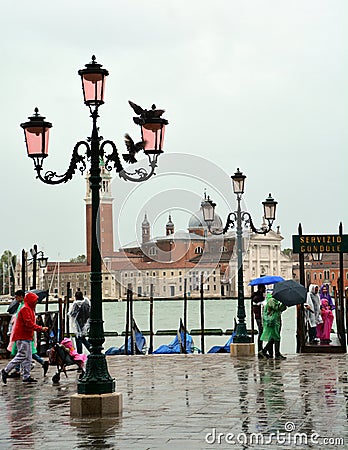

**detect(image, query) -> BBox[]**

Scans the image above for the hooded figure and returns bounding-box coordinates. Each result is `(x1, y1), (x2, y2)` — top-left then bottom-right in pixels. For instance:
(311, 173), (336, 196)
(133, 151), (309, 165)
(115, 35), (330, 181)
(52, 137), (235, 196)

(320, 284), (335, 310)
(316, 299), (334, 344)
(305, 284), (322, 343)
(2, 292), (48, 384)
(69, 291), (91, 354)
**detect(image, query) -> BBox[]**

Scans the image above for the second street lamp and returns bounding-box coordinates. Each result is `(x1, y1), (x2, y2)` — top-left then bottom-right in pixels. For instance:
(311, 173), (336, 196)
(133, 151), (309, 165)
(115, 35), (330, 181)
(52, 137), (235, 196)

(202, 168), (277, 344)
(20, 55), (168, 397)
(22, 244), (48, 291)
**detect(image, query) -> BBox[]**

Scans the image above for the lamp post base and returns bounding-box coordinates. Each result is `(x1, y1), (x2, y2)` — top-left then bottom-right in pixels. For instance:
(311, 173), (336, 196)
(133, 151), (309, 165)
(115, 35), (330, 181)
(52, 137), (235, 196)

(233, 323), (252, 344)
(230, 343), (255, 357)
(70, 392), (122, 417)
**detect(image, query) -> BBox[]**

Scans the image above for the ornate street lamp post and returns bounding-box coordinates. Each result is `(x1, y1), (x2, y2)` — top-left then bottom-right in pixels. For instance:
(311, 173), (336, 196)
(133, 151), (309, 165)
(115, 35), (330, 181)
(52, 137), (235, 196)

(21, 244), (48, 291)
(20, 56), (168, 395)
(202, 168), (277, 343)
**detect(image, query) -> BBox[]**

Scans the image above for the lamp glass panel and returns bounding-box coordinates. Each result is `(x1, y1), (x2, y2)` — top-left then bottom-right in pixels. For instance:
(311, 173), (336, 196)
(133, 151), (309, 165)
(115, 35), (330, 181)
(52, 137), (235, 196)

(38, 257), (48, 268)
(202, 202), (214, 222)
(263, 202), (276, 221)
(25, 127), (49, 156)
(82, 75), (105, 104)
(141, 123), (165, 153)
(232, 177), (245, 194)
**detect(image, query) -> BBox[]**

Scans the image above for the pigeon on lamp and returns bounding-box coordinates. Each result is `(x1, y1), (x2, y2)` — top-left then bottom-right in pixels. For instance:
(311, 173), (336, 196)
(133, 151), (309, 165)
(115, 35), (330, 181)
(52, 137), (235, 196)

(128, 100), (165, 119)
(122, 133), (146, 164)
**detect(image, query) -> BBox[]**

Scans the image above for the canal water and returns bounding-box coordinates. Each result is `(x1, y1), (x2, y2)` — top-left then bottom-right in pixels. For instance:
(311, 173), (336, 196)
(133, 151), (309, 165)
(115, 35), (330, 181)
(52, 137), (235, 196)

(0, 298), (297, 354)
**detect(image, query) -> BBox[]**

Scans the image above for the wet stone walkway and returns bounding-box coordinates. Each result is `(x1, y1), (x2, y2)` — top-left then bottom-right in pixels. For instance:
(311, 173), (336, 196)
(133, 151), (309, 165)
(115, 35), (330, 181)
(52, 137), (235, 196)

(0, 353), (348, 449)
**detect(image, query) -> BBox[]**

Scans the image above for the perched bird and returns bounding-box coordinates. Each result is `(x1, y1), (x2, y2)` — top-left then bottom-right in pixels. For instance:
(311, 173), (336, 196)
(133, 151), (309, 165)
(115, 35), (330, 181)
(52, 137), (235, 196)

(128, 100), (165, 119)
(123, 133), (146, 164)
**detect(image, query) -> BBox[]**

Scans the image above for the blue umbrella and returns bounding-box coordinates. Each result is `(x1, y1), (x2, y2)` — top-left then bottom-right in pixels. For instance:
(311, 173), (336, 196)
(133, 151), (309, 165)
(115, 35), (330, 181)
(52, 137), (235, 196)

(248, 275), (284, 286)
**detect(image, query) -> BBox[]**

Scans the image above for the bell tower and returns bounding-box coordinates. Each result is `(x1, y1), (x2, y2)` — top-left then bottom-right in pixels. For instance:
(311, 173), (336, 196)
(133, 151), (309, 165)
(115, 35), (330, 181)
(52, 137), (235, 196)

(166, 214), (174, 236)
(142, 214), (150, 245)
(85, 162), (115, 265)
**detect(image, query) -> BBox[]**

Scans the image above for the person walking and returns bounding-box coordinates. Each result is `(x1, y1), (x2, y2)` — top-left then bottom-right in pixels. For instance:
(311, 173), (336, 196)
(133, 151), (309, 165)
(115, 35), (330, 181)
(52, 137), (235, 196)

(259, 293), (287, 360)
(251, 284), (266, 353)
(2, 292), (48, 384)
(69, 291), (91, 354)
(7, 291), (49, 378)
(320, 284), (335, 310)
(316, 299), (334, 344)
(305, 284), (322, 344)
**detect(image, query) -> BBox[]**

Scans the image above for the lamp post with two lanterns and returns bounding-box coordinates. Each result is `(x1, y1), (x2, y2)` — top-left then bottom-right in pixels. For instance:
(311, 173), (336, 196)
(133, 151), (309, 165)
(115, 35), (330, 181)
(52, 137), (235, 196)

(20, 56), (168, 396)
(21, 244), (48, 292)
(202, 168), (277, 343)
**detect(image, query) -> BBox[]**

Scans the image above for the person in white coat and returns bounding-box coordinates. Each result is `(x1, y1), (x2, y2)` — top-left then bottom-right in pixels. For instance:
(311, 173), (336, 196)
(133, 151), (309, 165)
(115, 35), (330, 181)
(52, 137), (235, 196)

(305, 284), (322, 344)
(69, 291), (91, 354)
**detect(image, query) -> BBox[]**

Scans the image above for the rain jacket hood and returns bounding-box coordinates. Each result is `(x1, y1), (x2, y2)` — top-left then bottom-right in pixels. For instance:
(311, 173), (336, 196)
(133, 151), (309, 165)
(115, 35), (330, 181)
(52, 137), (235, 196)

(24, 292), (39, 310)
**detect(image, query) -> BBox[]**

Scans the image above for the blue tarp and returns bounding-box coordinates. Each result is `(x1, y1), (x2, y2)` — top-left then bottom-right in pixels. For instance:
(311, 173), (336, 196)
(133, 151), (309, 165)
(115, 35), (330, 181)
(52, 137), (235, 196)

(105, 321), (146, 355)
(153, 320), (194, 354)
(207, 332), (236, 353)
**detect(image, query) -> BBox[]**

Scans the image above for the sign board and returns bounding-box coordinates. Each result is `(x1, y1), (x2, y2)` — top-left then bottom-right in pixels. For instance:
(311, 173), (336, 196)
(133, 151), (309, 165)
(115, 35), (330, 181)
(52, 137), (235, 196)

(292, 234), (348, 254)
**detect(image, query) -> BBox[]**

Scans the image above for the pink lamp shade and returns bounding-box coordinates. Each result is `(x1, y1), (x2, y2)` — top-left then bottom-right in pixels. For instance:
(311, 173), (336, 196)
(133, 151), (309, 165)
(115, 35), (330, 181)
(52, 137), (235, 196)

(141, 119), (167, 154)
(78, 56), (109, 106)
(20, 108), (52, 158)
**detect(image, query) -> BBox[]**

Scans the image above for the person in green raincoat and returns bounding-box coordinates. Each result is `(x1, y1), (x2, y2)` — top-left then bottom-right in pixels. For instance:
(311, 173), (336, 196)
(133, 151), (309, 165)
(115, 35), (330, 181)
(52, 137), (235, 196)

(259, 292), (287, 360)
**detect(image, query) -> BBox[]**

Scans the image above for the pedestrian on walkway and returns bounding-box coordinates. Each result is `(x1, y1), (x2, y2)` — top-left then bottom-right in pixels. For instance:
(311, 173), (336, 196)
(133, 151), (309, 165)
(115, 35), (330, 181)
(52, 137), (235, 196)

(2, 292), (48, 384)
(320, 284), (335, 310)
(305, 284), (322, 344)
(251, 285), (266, 352)
(316, 299), (334, 344)
(69, 291), (91, 354)
(7, 292), (49, 378)
(259, 293), (287, 360)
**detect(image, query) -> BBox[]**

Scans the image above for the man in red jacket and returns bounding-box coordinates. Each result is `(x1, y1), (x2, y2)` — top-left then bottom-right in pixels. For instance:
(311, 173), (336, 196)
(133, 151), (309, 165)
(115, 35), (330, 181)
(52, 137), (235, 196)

(2, 292), (48, 384)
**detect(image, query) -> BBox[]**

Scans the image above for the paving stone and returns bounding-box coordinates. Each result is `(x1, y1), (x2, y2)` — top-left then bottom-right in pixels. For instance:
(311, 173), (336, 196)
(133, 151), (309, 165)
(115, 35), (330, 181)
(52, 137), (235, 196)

(0, 354), (348, 448)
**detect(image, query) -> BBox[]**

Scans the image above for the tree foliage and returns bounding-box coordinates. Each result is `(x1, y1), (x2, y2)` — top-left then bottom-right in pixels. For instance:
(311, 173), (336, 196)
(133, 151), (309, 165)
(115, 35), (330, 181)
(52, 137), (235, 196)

(282, 248), (293, 258)
(69, 254), (87, 263)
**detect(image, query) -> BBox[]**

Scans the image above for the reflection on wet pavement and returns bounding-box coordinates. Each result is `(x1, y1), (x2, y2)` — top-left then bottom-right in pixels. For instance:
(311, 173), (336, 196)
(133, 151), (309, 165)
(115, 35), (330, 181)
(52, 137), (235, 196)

(0, 354), (347, 449)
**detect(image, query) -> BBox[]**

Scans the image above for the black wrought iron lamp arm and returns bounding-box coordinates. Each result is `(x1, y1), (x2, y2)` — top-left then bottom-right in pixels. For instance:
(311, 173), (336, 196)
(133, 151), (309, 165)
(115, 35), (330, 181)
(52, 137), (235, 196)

(33, 141), (89, 185)
(240, 211), (272, 234)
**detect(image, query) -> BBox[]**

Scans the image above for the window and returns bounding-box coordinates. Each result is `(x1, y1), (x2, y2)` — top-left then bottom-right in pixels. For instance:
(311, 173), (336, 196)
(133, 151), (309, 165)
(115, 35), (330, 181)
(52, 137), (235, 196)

(332, 273), (335, 279)
(171, 272), (174, 276)
(220, 246), (227, 252)
(314, 273), (317, 280)
(149, 247), (157, 256)
(179, 271), (182, 275)
(163, 272), (166, 276)
(163, 286), (166, 292)
(195, 246), (203, 254)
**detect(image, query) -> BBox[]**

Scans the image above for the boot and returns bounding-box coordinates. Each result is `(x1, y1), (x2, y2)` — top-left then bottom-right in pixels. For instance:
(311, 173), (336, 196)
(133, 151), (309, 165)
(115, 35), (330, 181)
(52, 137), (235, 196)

(274, 341), (286, 360)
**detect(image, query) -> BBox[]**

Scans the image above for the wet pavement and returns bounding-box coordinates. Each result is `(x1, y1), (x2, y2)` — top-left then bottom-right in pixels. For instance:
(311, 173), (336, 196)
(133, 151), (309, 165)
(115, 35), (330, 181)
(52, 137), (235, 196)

(1, 353), (348, 449)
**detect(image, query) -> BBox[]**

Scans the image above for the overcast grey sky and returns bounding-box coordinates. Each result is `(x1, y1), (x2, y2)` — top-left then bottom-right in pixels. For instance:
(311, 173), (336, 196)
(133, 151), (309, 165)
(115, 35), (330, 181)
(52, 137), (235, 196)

(1, 1), (347, 261)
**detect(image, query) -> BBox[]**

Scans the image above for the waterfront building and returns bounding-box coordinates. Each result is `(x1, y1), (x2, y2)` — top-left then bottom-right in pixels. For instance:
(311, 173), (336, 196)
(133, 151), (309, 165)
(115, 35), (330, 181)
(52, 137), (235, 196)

(14, 169), (293, 299)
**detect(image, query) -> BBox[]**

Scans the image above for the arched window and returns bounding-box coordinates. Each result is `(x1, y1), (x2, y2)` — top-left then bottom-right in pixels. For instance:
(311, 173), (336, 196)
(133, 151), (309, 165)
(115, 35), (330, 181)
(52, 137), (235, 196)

(195, 246), (203, 254)
(220, 246), (227, 252)
(149, 246), (157, 256)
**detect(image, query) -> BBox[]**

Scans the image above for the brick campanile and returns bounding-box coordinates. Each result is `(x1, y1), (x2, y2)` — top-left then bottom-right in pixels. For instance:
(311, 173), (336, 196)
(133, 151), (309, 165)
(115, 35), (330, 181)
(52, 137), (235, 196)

(85, 163), (114, 265)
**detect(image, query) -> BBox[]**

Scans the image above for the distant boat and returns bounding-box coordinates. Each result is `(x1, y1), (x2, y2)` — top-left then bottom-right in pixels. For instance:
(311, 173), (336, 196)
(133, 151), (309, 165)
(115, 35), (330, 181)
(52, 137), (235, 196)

(105, 319), (146, 355)
(153, 319), (195, 354)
